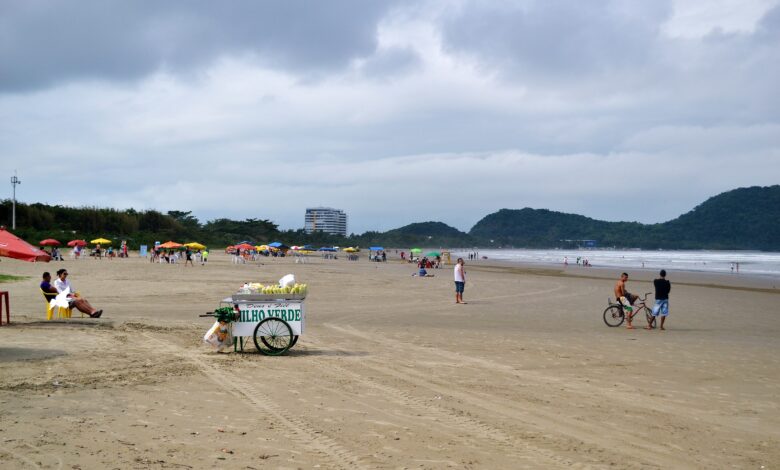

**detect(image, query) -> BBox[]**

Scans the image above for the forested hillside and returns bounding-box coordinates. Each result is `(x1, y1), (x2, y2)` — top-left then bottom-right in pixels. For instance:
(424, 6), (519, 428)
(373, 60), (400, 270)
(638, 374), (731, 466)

(2, 185), (777, 250)
(469, 185), (780, 250)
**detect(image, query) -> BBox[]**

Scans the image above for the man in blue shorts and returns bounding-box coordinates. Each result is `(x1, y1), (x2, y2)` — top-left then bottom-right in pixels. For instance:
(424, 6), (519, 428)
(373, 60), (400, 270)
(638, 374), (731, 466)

(652, 269), (671, 330)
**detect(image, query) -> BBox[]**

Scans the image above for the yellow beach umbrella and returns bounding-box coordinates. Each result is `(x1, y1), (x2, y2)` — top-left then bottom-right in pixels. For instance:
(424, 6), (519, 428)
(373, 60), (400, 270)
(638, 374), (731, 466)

(343, 247), (358, 253)
(256, 245), (269, 251)
(91, 238), (111, 245)
(184, 242), (206, 250)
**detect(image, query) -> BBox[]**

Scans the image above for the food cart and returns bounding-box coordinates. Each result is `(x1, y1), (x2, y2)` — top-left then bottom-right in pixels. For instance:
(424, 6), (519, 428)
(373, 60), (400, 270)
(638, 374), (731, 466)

(204, 285), (306, 356)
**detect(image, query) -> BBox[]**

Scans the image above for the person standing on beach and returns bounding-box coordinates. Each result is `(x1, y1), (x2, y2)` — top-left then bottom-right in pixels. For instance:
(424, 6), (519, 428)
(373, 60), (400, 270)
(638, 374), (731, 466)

(615, 273), (638, 329)
(454, 258), (466, 304)
(652, 270), (671, 330)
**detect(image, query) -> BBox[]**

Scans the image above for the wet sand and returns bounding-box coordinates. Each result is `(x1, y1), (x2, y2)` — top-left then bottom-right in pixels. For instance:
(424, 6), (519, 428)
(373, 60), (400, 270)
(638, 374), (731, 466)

(0, 252), (778, 469)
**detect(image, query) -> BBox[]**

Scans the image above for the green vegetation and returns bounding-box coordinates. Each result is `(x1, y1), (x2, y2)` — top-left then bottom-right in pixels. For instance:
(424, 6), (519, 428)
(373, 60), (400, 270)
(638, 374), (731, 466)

(469, 185), (780, 250)
(0, 274), (28, 283)
(1, 185), (777, 250)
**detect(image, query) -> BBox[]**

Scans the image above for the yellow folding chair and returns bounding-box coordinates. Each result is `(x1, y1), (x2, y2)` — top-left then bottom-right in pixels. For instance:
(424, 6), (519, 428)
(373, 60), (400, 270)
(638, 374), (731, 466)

(41, 289), (83, 320)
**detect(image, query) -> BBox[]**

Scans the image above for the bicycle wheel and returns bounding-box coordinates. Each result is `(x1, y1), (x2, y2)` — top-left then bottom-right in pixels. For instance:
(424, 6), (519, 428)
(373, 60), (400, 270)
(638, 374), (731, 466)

(645, 309), (656, 328)
(253, 317), (293, 356)
(603, 305), (624, 327)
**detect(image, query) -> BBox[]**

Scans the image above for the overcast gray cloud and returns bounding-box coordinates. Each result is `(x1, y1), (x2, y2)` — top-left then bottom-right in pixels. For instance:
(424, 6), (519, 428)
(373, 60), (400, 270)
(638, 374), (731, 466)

(1, 0), (778, 234)
(0, 0), (394, 91)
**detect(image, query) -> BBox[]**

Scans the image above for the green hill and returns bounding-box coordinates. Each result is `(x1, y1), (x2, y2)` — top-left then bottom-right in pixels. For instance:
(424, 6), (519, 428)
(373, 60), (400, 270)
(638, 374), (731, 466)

(662, 185), (780, 250)
(469, 185), (780, 250)
(2, 185), (777, 250)
(379, 221), (474, 247)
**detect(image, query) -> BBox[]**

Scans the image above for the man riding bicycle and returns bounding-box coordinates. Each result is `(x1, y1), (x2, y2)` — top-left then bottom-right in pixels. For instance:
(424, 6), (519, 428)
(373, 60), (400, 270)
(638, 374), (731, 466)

(615, 272), (639, 329)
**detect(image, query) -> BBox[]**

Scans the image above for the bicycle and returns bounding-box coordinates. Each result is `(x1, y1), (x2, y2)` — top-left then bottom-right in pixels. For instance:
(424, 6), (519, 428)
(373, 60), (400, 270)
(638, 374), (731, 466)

(603, 292), (656, 328)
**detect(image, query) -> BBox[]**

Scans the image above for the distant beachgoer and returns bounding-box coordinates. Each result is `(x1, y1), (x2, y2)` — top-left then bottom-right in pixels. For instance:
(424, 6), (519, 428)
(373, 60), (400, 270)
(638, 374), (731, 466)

(185, 247), (194, 267)
(382, 251), (386, 262)
(614, 272), (637, 329)
(652, 269), (671, 330)
(202, 249), (209, 265)
(52, 269), (103, 318)
(414, 267), (434, 277)
(454, 258), (466, 304)
(736, 262), (740, 273)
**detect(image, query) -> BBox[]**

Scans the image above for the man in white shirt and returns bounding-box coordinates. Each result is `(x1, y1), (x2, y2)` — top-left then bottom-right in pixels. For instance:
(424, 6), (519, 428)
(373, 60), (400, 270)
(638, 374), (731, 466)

(53, 269), (103, 318)
(454, 258), (466, 304)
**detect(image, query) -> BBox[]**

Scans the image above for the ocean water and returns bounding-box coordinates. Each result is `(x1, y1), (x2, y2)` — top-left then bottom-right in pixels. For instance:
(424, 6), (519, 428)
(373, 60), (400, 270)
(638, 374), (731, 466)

(451, 249), (780, 277)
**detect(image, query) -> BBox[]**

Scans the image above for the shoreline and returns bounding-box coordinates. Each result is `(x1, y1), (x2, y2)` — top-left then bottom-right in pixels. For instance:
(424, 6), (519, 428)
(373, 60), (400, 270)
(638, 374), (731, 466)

(387, 249), (780, 292)
(459, 258), (780, 293)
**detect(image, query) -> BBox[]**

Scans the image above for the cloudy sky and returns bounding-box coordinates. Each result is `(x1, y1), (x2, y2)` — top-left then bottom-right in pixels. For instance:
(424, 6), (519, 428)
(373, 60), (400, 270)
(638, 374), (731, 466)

(1, 0), (778, 233)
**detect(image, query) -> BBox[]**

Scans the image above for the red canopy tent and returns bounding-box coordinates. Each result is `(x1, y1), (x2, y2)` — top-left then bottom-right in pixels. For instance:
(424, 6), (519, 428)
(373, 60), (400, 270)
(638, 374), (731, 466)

(0, 227), (51, 262)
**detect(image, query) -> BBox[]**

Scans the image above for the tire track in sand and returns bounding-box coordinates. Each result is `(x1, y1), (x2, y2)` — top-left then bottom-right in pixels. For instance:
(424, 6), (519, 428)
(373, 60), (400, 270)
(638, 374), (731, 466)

(320, 324), (707, 469)
(139, 332), (366, 470)
(304, 347), (600, 469)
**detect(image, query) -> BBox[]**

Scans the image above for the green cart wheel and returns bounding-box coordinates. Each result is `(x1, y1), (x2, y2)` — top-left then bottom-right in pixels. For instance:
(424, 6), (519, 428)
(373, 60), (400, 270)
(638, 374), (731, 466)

(253, 317), (294, 355)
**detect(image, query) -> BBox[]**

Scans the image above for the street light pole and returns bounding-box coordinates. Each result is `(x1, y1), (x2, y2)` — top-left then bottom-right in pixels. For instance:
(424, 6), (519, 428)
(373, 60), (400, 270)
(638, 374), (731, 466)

(11, 171), (21, 230)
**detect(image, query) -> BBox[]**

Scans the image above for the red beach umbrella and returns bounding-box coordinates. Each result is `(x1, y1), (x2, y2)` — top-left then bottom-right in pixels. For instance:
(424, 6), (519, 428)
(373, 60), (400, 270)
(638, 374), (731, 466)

(158, 241), (183, 249)
(0, 227), (52, 262)
(67, 239), (88, 247)
(235, 243), (254, 250)
(39, 238), (61, 246)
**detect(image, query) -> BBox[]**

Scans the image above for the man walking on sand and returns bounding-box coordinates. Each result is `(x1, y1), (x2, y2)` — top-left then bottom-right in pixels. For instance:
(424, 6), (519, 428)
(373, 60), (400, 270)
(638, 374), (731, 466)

(615, 272), (638, 329)
(454, 258), (466, 304)
(652, 269), (671, 330)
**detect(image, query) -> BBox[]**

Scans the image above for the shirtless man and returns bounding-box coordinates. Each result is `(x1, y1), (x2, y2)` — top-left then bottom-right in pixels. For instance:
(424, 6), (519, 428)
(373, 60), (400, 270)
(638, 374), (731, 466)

(614, 272), (638, 329)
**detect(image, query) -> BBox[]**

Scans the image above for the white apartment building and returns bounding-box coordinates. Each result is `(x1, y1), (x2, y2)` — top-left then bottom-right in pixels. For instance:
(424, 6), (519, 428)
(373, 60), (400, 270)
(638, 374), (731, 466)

(304, 207), (347, 235)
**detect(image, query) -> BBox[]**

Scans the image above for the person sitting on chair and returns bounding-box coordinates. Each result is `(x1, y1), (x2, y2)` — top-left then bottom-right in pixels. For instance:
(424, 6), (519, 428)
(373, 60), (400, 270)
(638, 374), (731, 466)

(40, 272), (59, 296)
(51, 269), (103, 318)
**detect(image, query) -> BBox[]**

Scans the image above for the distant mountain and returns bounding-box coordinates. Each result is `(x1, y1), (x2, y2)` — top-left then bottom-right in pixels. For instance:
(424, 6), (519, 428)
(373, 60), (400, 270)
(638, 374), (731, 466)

(3, 186), (777, 250)
(662, 185), (780, 250)
(379, 221), (474, 247)
(469, 185), (780, 250)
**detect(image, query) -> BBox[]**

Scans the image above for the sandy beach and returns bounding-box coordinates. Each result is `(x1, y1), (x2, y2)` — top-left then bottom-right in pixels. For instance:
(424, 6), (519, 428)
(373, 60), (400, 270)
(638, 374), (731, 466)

(0, 252), (778, 469)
